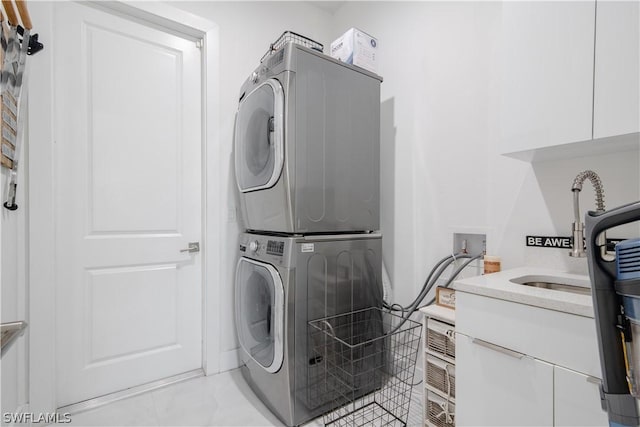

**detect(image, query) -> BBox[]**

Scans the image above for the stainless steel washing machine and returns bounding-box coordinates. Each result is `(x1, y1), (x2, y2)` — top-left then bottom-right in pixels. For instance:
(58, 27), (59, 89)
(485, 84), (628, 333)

(234, 42), (382, 234)
(235, 232), (383, 426)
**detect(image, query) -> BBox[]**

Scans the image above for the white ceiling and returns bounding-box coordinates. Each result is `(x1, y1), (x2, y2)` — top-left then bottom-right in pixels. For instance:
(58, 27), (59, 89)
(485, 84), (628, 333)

(307, 1), (347, 14)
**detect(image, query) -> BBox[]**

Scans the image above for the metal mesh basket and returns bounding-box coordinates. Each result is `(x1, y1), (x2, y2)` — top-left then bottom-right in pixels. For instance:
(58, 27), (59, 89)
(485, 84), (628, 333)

(308, 308), (422, 426)
(260, 31), (324, 63)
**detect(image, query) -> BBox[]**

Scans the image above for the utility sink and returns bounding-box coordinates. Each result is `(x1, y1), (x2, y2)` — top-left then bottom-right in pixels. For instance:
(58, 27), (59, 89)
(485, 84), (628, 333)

(510, 274), (592, 296)
(453, 268), (596, 317)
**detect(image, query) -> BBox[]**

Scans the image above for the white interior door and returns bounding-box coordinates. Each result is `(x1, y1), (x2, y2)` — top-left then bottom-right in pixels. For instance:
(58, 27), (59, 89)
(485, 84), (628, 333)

(54, 2), (202, 407)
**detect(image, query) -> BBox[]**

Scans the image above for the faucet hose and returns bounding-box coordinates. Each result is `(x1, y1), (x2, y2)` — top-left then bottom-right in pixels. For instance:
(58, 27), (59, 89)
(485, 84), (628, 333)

(571, 170), (605, 212)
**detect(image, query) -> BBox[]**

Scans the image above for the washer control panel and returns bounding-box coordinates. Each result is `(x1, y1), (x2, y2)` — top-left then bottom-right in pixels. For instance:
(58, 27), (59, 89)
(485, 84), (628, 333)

(266, 240), (285, 256)
(239, 235), (286, 259)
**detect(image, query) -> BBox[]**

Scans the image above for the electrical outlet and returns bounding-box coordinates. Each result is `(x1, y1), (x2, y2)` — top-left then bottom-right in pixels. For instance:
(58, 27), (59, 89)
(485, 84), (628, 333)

(453, 233), (486, 256)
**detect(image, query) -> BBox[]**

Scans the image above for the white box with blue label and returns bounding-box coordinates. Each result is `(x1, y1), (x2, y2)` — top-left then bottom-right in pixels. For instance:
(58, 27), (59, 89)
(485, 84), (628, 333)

(330, 28), (378, 74)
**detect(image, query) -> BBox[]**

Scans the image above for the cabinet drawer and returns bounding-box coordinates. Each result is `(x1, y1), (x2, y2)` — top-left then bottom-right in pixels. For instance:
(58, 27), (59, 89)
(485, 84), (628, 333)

(554, 365), (608, 426)
(456, 332), (554, 426)
(426, 390), (455, 427)
(456, 292), (601, 377)
(426, 318), (456, 362)
(425, 353), (456, 399)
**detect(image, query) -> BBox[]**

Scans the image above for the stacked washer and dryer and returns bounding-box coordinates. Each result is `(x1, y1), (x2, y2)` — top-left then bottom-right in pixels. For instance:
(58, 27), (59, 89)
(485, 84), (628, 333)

(233, 33), (383, 426)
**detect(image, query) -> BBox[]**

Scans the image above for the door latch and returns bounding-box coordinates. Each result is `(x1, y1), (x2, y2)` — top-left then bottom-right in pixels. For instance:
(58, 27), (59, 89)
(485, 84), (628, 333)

(180, 242), (200, 254)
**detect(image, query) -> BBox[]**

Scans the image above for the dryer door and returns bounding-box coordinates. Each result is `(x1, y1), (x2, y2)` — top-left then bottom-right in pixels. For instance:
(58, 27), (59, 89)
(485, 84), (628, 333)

(235, 257), (284, 373)
(235, 79), (285, 193)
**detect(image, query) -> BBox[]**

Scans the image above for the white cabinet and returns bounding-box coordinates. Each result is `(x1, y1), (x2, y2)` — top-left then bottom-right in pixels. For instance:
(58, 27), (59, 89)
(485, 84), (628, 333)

(554, 365), (609, 427)
(593, 1), (640, 139)
(456, 333), (553, 427)
(501, 0), (640, 158)
(455, 291), (608, 426)
(501, 1), (595, 153)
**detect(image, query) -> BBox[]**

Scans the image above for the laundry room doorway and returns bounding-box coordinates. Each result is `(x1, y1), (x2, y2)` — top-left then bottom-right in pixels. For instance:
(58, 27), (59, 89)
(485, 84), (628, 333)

(50, 2), (204, 408)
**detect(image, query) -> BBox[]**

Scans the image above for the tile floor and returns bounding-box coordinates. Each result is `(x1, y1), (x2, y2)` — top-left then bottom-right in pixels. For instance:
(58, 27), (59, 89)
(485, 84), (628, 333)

(67, 369), (299, 427)
(66, 368), (423, 426)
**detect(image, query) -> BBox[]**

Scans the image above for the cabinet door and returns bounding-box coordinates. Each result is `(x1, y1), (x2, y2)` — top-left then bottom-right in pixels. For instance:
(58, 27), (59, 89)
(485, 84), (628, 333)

(501, 1), (595, 153)
(456, 333), (554, 426)
(554, 366), (609, 427)
(593, 1), (640, 138)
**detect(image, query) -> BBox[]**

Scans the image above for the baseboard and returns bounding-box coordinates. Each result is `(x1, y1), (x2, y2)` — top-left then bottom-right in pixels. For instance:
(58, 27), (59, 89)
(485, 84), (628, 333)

(58, 369), (203, 415)
(219, 348), (241, 372)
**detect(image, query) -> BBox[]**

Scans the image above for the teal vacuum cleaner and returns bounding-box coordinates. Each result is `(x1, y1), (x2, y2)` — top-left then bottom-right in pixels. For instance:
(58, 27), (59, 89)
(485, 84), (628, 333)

(586, 200), (640, 427)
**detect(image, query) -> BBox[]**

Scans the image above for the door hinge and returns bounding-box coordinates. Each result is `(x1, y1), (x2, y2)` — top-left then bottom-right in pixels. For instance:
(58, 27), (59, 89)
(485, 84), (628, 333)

(196, 39), (203, 49)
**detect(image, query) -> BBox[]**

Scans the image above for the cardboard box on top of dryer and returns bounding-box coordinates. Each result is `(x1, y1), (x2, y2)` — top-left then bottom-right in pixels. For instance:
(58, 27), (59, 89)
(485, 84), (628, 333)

(330, 28), (378, 74)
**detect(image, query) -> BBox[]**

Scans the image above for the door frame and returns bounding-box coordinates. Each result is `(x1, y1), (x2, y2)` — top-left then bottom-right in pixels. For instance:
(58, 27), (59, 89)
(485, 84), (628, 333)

(27, 1), (221, 414)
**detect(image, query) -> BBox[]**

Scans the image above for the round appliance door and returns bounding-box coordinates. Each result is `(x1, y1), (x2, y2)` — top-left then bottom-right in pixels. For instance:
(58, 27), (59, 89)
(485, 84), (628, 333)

(234, 79), (284, 193)
(235, 257), (284, 373)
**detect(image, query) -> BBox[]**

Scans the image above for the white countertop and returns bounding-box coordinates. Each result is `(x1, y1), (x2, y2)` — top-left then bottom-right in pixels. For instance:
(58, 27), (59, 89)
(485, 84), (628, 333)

(452, 267), (595, 318)
(419, 304), (455, 324)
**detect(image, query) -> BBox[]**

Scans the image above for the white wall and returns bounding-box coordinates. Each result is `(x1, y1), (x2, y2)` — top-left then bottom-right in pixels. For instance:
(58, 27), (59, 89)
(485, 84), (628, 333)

(171, 0), (639, 364)
(7, 4), (639, 410)
(13, 1), (333, 409)
(331, 1), (640, 305)
(1, 152), (29, 418)
(170, 1), (334, 368)
(331, 1), (500, 304)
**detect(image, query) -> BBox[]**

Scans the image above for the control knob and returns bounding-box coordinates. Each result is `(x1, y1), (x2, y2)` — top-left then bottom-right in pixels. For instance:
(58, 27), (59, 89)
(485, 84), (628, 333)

(249, 240), (260, 253)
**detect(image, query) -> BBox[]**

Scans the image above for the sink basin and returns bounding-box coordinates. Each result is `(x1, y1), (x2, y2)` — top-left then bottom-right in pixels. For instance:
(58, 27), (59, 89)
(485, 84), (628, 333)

(510, 274), (592, 296)
(518, 281), (591, 295)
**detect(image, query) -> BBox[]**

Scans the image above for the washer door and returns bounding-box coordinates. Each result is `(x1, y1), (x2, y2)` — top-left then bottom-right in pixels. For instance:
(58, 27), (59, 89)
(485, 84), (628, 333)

(235, 257), (284, 373)
(234, 79), (285, 193)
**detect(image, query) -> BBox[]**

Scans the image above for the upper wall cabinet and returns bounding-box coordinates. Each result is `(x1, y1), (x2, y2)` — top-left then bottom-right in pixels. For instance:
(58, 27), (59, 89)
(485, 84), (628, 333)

(501, 1), (595, 154)
(501, 1), (640, 160)
(593, 1), (640, 139)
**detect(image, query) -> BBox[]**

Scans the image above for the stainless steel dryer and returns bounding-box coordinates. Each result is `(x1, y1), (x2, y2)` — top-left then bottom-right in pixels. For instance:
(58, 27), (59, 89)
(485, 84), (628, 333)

(234, 41), (382, 234)
(235, 232), (383, 426)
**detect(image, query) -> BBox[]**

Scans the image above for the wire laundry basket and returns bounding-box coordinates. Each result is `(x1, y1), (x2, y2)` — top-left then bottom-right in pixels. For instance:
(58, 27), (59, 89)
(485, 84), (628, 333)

(308, 307), (422, 426)
(260, 30), (323, 63)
